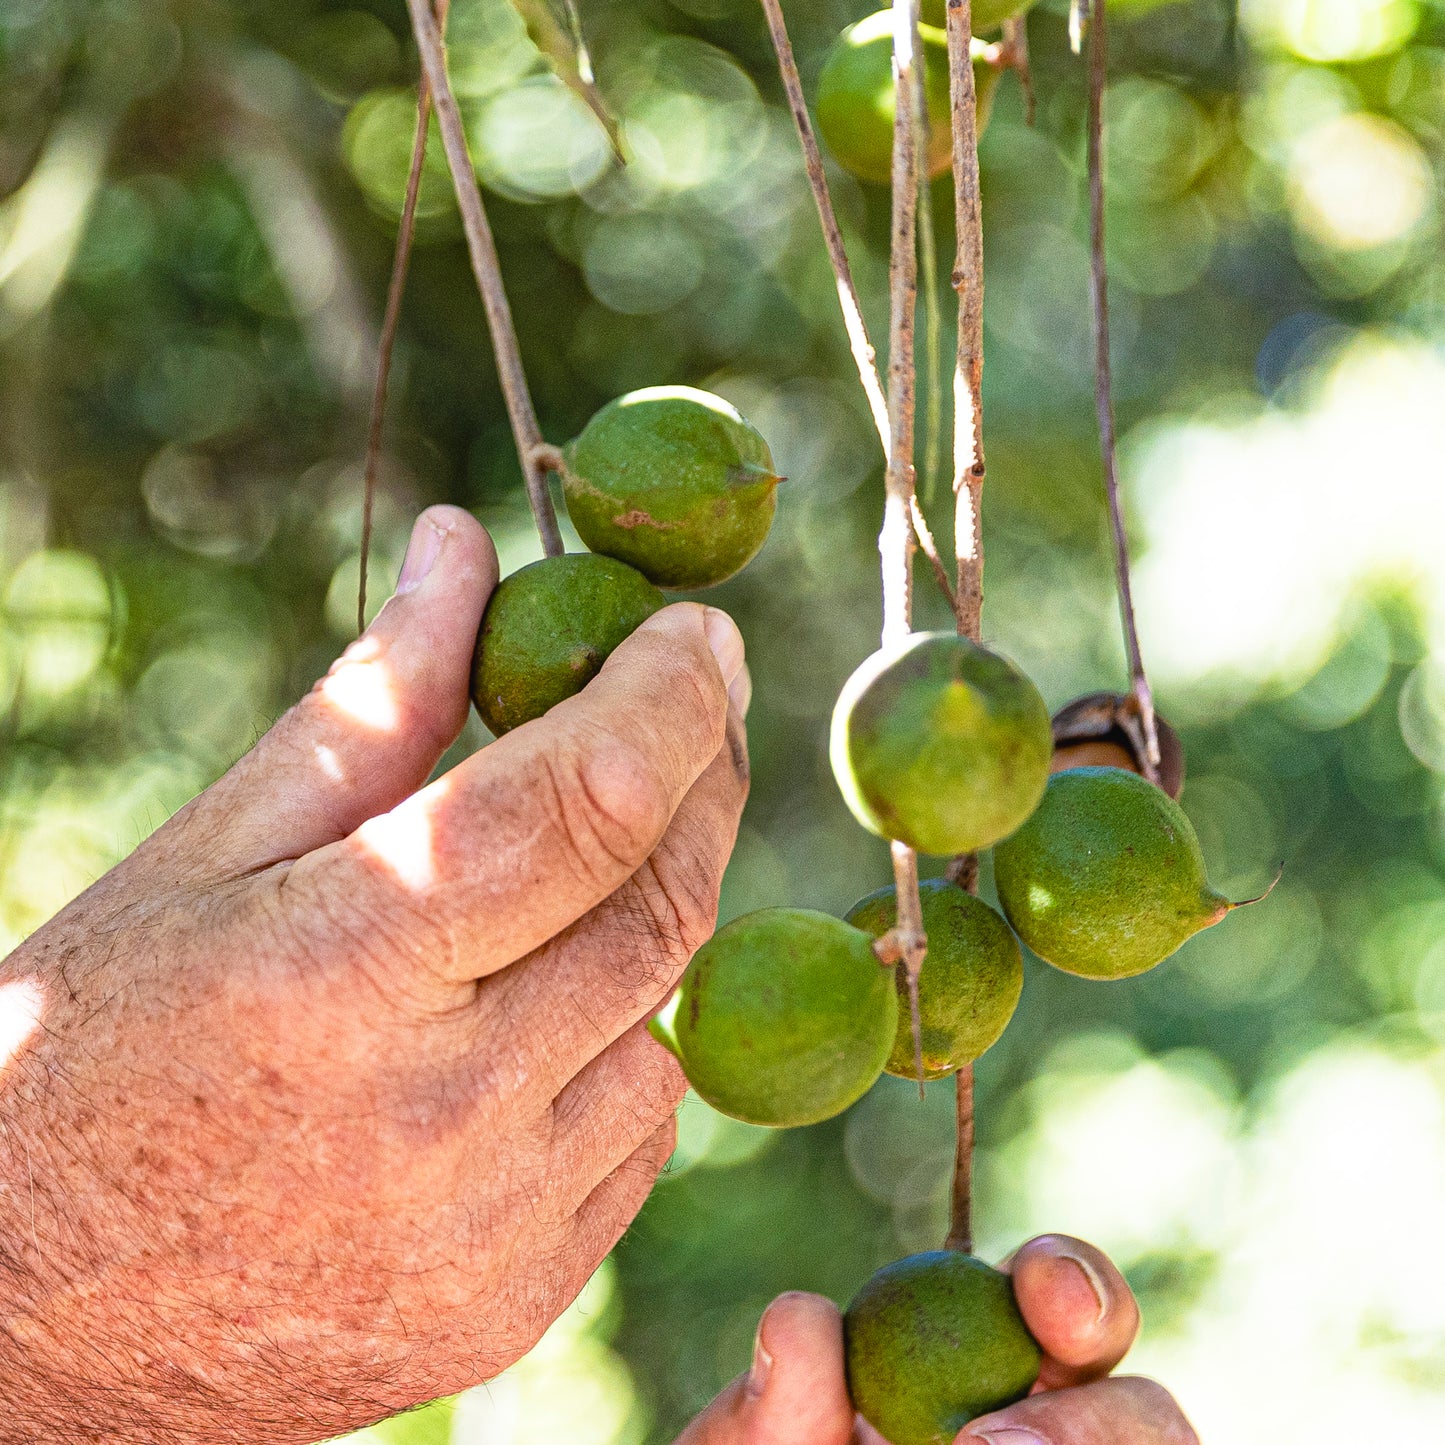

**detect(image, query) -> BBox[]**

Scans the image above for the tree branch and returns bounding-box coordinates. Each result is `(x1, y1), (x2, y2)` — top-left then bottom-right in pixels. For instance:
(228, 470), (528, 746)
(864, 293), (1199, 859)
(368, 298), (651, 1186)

(878, 0), (930, 1088)
(360, 0), (452, 634)
(758, 0), (891, 453)
(944, 1061), (976, 1252)
(1085, 0), (1159, 776)
(404, 0), (564, 557)
(760, 0), (961, 626)
(881, 0), (921, 653)
(943, 0), (986, 1258)
(945, 0), (985, 640)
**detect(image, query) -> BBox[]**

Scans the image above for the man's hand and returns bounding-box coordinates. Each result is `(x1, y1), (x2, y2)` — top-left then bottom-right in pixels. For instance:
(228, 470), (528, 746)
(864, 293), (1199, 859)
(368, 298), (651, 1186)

(0, 507), (750, 1443)
(679, 1235), (1198, 1445)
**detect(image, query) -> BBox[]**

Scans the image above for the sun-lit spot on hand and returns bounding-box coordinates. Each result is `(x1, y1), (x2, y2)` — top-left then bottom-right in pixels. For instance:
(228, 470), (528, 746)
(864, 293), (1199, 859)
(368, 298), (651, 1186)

(0, 978), (46, 1075)
(313, 745), (344, 782)
(319, 637), (400, 732)
(354, 783), (447, 892)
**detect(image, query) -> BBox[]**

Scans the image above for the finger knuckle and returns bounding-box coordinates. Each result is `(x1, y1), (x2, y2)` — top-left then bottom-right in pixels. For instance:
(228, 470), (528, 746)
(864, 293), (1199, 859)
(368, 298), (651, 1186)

(543, 740), (673, 885)
(611, 856), (721, 1005)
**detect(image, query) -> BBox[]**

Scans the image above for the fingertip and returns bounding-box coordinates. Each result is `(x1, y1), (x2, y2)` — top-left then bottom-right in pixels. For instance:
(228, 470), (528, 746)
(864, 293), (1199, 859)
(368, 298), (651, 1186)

(754, 1291), (843, 1377)
(433, 505), (499, 594)
(1010, 1235), (1138, 1373)
(702, 606), (745, 684)
(631, 602), (745, 687)
(729, 661), (753, 718)
(746, 1293), (851, 1440)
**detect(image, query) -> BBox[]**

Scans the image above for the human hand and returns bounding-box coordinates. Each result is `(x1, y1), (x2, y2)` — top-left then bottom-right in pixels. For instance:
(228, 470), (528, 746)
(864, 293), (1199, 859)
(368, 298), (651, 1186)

(678, 1235), (1197, 1445)
(0, 507), (750, 1443)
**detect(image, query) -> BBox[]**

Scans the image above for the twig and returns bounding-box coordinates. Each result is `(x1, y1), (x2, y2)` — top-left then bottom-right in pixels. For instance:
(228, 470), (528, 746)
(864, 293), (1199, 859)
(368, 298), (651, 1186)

(360, 0), (451, 634)
(943, 850), (977, 889)
(878, 0), (930, 1090)
(888, 840), (928, 1097)
(1001, 15), (1034, 126)
(758, 0), (890, 452)
(1085, 0), (1160, 775)
(943, 0), (986, 1259)
(880, 0), (921, 652)
(404, 0), (564, 557)
(760, 0), (960, 624)
(946, 0), (985, 639)
(918, 150), (943, 506)
(911, 495), (957, 613)
(944, 1061), (976, 1252)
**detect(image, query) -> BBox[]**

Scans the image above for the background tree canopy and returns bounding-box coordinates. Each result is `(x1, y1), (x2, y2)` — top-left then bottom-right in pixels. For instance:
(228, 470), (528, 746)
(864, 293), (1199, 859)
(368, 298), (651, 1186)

(4, 0), (1445, 1440)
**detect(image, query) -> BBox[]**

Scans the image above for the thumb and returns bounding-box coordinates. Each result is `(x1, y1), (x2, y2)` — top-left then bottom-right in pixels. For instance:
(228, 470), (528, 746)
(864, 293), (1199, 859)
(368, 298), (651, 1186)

(678, 1294), (855, 1445)
(172, 506), (498, 880)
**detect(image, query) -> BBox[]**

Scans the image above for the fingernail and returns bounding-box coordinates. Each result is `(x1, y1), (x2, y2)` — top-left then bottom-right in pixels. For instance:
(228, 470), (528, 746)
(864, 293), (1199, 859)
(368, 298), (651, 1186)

(395, 513), (449, 596)
(703, 607), (745, 684)
(746, 1312), (773, 1399)
(967, 1429), (1049, 1445)
(729, 662), (753, 718)
(1050, 1245), (1109, 1327)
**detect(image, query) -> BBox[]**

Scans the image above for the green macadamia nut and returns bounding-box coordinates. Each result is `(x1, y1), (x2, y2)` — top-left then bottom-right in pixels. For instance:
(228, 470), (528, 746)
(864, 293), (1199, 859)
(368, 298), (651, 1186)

(672, 908), (898, 1128)
(563, 386), (780, 591)
(469, 553), (664, 736)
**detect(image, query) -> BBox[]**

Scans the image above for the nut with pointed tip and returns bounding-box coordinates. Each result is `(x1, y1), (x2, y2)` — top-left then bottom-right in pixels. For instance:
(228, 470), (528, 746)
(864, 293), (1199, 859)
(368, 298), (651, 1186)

(1050, 690), (1185, 800)
(562, 386), (781, 591)
(993, 766), (1250, 980)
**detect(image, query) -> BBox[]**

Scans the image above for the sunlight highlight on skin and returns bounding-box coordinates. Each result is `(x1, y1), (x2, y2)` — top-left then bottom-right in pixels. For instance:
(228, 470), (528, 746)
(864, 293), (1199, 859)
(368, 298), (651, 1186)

(0, 978), (46, 1076)
(314, 745), (344, 782)
(354, 782), (449, 891)
(319, 637), (401, 732)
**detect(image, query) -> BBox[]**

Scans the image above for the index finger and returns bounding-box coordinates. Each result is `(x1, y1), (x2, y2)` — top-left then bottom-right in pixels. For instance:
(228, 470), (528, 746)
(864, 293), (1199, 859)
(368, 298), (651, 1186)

(1004, 1235), (1140, 1391)
(298, 602), (743, 978)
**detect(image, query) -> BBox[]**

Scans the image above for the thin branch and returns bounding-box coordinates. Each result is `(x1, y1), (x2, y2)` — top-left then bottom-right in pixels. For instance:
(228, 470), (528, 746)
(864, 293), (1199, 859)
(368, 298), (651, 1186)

(1085, 0), (1160, 774)
(918, 155), (944, 506)
(943, 850), (977, 889)
(944, 1062), (976, 1252)
(404, 0), (564, 557)
(760, 0), (960, 623)
(1000, 15), (1034, 126)
(889, 840), (927, 1097)
(911, 494), (957, 613)
(360, 0), (451, 634)
(943, 0), (987, 1260)
(946, 0), (985, 640)
(879, 0), (930, 1088)
(881, 0), (921, 652)
(758, 0), (890, 452)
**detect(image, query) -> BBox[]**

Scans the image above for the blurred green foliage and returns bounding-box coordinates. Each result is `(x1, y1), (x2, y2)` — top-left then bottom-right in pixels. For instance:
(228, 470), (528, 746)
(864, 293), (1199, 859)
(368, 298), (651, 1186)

(6, 0), (1445, 1440)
